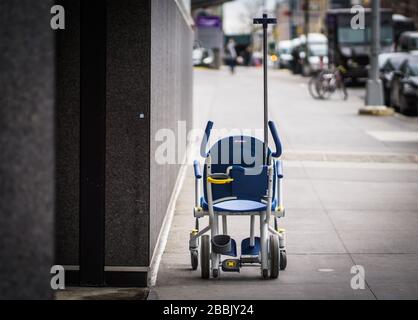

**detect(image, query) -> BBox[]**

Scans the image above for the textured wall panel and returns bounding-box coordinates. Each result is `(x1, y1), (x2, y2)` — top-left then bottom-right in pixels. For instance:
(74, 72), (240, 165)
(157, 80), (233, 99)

(150, 0), (194, 257)
(105, 0), (152, 267)
(55, 0), (81, 267)
(0, 0), (55, 299)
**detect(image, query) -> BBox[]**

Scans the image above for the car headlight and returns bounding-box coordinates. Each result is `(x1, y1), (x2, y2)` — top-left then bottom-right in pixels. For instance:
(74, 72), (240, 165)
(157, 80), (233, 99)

(203, 56), (214, 65)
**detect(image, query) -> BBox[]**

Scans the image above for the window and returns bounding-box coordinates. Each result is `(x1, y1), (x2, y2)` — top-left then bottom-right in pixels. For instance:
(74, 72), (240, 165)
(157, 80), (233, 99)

(338, 25), (393, 45)
(338, 28), (365, 44)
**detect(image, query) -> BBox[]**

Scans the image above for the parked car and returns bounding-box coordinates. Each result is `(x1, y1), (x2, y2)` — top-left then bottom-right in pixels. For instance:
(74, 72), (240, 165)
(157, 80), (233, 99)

(276, 40), (293, 69)
(379, 52), (410, 106)
(393, 14), (416, 50)
(390, 55), (418, 116)
(398, 31), (418, 53)
(290, 38), (303, 75)
(298, 33), (329, 76)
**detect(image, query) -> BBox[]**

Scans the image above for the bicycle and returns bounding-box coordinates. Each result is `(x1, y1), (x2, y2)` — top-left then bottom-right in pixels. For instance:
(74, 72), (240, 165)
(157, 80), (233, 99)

(309, 65), (348, 100)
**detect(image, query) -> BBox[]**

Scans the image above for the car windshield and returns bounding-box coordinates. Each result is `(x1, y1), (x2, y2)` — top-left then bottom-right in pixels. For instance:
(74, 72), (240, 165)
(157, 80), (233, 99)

(409, 60), (418, 76)
(411, 38), (418, 51)
(279, 47), (291, 54)
(309, 44), (328, 56)
(391, 57), (407, 70)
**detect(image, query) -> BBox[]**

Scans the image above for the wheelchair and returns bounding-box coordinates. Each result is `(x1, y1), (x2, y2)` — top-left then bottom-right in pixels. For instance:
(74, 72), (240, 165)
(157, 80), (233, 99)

(189, 121), (287, 279)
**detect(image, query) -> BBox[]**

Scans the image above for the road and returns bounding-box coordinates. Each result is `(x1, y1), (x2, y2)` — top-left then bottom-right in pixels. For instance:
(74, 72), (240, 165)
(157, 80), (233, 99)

(152, 66), (418, 300)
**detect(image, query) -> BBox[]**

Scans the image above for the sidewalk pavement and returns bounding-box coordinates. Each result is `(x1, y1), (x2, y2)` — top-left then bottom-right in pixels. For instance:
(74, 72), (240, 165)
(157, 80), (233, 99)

(152, 67), (418, 300)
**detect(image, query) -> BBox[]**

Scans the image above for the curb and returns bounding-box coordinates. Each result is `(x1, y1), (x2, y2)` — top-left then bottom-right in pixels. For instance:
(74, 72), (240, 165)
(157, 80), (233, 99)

(358, 106), (395, 116)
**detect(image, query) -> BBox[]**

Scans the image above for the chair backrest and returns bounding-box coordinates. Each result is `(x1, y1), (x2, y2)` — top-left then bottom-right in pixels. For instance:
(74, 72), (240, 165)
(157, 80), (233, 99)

(203, 136), (276, 203)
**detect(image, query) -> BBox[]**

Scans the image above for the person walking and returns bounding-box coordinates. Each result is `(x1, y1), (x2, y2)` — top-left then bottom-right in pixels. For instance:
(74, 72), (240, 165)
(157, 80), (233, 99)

(226, 39), (237, 74)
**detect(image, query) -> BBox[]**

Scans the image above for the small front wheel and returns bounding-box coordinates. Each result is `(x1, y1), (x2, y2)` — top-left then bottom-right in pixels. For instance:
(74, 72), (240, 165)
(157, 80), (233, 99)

(213, 268), (219, 279)
(201, 235), (210, 279)
(280, 250), (287, 271)
(191, 251), (198, 270)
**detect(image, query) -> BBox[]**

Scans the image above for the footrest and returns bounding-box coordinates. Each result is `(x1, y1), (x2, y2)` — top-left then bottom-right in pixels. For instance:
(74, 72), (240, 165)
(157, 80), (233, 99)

(212, 235), (237, 257)
(222, 259), (241, 273)
(241, 237), (261, 256)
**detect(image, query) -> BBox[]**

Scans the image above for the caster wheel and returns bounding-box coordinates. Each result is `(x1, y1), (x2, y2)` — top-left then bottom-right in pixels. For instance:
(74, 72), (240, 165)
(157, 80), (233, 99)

(280, 250), (287, 271)
(191, 251), (198, 270)
(262, 269), (269, 279)
(269, 235), (280, 279)
(213, 269), (219, 279)
(201, 235), (210, 279)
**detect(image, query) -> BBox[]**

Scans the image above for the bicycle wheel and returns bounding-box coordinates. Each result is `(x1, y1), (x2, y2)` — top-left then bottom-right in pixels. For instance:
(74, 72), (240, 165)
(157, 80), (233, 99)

(338, 82), (348, 100)
(316, 71), (333, 100)
(308, 75), (321, 99)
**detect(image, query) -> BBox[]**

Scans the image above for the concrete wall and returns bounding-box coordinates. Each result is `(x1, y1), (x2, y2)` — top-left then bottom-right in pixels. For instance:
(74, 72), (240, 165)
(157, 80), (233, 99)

(54, 0), (193, 286)
(150, 0), (194, 261)
(55, 0), (80, 268)
(0, 0), (55, 299)
(105, 0), (151, 269)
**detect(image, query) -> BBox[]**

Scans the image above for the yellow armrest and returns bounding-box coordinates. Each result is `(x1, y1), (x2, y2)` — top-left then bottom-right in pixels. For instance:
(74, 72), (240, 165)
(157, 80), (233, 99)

(207, 177), (234, 185)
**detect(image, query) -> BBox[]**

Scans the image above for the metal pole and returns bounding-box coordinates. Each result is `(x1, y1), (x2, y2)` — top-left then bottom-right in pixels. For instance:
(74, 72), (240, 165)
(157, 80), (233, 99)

(365, 0), (384, 106)
(304, 0), (310, 74)
(263, 14), (269, 164)
(288, 0), (292, 39)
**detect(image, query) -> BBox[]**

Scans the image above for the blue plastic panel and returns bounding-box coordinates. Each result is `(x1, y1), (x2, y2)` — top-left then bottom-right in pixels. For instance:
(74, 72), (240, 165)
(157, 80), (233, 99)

(241, 237), (261, 256)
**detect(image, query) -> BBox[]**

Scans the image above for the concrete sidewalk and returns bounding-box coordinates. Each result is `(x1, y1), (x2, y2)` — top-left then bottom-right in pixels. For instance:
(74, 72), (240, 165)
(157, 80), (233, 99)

(153, 67), (418, 300)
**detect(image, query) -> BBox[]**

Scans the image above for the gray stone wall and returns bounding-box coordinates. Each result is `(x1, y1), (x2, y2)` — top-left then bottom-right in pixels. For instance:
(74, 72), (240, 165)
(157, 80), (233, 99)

(53, 0), (193, 284)
(150, 0), (194, 259)
(0, 0), (55, 299)
(55, 0), (80, 267)
(105, 0), (151, 267)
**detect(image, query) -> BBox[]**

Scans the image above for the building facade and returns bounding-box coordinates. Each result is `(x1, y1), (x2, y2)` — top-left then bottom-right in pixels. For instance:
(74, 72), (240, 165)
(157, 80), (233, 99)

(1, 0), (194, 298)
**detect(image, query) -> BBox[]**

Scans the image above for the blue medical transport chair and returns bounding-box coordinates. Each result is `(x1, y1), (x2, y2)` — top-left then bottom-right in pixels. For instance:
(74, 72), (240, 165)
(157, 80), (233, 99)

(189, 14), (286, 279)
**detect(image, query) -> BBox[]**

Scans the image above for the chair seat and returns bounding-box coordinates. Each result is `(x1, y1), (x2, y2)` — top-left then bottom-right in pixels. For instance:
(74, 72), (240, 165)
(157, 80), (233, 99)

(202, 198), (276, 213)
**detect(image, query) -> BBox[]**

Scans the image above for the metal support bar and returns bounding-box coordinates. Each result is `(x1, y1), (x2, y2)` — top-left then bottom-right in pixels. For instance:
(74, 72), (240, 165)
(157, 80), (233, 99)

(250, 215), (255, 247)
(190, 225), (211, 243)
(253, 14), (277, 165)
(194, 178), (199, 207)
(222, 215), (228, 235)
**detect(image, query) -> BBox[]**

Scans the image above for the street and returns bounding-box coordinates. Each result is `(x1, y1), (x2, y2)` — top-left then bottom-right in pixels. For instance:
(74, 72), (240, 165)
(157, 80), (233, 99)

(153, 66), (418, 300)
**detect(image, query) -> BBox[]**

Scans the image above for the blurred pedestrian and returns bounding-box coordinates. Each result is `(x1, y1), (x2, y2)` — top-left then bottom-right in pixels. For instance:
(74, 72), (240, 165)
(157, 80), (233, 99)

(226, 39), (237, 74)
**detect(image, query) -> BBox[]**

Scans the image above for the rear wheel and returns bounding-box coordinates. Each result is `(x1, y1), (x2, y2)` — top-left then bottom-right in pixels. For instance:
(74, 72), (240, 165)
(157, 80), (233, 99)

(201, 235), (210, 279)
(269, 235), (280, 279)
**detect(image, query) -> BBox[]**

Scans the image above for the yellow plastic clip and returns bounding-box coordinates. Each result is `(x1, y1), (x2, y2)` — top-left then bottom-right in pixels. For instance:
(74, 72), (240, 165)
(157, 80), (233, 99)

(276, 206), (285, 213)
(207, 177), (234, 185)
(226, 260), (236, 268)
(191, 229), (199, 236)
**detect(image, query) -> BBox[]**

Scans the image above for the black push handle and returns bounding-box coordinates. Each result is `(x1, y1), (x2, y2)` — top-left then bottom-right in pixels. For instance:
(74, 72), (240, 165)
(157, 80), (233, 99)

(268, 121), (282, 158)
(200, 121), (214, 158)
